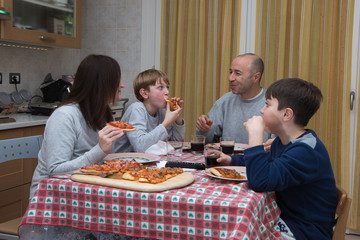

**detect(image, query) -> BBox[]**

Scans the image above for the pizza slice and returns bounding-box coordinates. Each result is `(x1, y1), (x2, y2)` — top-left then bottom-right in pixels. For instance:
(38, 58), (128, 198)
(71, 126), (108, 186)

(79, 164), (119, 177)
(104, 159), (144, 173)
(122, 167), (184, 184)
(210, 167), (246, 179)
(122, 168), (153, 182)
(107, 121), (136, 132)
(164, 97), (180, 110)
(164, 167), (184, 180)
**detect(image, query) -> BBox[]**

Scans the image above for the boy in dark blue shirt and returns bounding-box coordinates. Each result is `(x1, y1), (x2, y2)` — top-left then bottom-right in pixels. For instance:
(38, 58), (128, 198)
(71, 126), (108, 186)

(216, 78), (337, 239)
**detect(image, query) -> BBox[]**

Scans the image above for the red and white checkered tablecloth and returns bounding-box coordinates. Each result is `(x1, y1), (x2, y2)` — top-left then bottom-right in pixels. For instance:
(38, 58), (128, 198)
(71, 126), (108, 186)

(19, 153), (282, 240)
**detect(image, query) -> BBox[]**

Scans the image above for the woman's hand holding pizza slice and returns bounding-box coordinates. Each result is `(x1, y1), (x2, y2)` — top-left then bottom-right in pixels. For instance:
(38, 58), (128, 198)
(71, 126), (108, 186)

(99, 124), (124, 154)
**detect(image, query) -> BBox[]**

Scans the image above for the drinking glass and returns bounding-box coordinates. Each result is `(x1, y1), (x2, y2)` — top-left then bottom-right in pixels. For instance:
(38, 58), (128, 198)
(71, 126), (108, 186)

(167, 141), (183, 161)
(220, 137), (235, 155)
(190, 135), (205, 153)
(204, 144), (221, 168)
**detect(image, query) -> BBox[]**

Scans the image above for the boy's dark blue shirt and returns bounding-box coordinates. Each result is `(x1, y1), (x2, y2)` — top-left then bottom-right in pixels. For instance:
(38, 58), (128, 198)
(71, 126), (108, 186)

(231, 129), (337, 239)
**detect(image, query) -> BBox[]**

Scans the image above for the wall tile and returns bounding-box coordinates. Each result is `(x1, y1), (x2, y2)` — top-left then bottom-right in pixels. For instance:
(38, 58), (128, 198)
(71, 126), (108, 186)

(98, 6), (117, 29)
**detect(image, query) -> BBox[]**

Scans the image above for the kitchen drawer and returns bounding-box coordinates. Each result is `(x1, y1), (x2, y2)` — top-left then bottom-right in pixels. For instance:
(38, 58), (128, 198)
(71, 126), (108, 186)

(0, 158), (37, 192)
(0, 125), (44, 140)
(0, 183), (30, 223)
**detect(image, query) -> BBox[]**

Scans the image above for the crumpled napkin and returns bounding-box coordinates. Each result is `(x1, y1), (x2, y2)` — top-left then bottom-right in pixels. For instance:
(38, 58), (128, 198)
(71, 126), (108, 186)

(145, 140), (174, 155)
(156, 160), (167, 168)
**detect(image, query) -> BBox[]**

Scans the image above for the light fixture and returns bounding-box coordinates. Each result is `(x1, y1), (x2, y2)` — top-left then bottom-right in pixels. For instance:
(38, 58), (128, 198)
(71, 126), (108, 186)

(0, 40), (52, 51)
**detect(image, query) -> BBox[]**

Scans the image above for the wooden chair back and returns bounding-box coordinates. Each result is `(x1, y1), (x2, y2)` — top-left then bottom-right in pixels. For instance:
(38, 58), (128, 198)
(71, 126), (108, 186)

(332, 184), (352, 240)
(0, 135), (43, 163)
(0, 135), (42, 240)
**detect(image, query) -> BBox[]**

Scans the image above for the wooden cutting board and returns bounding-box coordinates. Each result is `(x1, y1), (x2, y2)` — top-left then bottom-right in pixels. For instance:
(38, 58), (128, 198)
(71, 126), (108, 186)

(71, 172), (195, 192)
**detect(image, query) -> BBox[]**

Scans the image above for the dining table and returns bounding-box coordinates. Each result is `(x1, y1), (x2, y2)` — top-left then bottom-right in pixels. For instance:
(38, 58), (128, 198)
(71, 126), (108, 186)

(18, 151), (283, 240)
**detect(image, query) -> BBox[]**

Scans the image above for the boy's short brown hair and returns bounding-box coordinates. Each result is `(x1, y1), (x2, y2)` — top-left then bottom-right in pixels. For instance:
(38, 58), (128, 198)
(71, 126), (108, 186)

(133, 69), (170, 102)
(265, 78), (323, 126)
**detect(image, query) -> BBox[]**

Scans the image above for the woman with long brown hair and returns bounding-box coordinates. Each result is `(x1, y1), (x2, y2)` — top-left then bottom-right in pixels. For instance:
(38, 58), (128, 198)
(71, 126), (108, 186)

(30, 55), (125, 199)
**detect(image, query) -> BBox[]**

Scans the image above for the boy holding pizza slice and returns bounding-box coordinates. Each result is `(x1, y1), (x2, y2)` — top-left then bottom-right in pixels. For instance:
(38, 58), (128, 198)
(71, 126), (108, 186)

(214, 78), (337, 240)
(114, 69), (185, 152)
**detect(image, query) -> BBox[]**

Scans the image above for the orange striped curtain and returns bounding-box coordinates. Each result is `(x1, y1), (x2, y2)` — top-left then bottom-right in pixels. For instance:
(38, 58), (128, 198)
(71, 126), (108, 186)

(255, 0), (358, 229)
(354, 59), (360, 230)
(160, 0), (241, 140)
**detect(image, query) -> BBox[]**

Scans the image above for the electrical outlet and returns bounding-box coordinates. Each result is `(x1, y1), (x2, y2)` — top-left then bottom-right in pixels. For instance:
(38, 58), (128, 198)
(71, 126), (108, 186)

(0, 73), (2, 84)
(9, 73), (21, 84)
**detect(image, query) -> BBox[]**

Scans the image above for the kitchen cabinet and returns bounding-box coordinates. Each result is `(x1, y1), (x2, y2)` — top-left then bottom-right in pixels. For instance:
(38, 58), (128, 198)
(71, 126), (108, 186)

(0, 125), (44, 223)
(0, 0), (81, 48)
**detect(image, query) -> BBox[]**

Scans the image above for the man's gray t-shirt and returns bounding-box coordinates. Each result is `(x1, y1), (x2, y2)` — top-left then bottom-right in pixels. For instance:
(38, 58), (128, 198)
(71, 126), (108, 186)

(196, 89), (271, 143)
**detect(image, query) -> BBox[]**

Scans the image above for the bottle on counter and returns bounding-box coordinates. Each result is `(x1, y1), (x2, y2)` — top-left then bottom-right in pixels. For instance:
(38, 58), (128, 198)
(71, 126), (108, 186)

(64, 14), (74, 36)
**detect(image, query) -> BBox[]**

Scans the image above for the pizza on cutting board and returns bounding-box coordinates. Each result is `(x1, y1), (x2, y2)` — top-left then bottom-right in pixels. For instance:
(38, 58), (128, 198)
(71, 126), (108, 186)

(78, 159), (184, 184)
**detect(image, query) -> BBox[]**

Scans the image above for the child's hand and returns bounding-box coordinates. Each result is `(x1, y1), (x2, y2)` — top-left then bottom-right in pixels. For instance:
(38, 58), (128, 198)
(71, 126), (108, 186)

(207, 150), (232, 165)
(196, 115), (213, 132)
(243, 116), (264, 147)
(264, 138), (274, 151)
(173, 98), (184, 125)
(162, 102), (183, 128)
(216, 151), (232, 165)
(174, 97), (183, 109)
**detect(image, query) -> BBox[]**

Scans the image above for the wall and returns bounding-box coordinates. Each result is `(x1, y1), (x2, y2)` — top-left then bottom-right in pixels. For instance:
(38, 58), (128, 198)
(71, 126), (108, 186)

(0, 0), (141, 105)
(81, 0), (141, 102)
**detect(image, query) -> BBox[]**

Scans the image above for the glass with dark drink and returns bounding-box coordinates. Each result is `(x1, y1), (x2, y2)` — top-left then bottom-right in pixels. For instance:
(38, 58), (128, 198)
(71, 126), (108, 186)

(220, 137), (235, 155)
(204, 145), (220, 168)
(191, 143), (204, 151)
(190, 135), (205, 153)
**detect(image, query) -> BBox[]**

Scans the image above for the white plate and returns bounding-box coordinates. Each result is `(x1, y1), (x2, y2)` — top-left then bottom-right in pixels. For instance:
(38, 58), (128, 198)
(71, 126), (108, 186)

(182, 142), (191, 150)
(205, 166), (247, 181)
(234, 146), (246, 151)
(104, 152), (161, 163)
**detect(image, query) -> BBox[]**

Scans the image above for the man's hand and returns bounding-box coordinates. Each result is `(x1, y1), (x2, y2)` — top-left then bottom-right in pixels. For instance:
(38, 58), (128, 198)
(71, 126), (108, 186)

(196, 115), (213, 132)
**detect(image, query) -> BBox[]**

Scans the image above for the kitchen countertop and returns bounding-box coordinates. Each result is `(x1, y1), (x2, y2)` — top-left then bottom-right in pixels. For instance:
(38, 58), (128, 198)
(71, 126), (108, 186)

(0, 113), (48, 130)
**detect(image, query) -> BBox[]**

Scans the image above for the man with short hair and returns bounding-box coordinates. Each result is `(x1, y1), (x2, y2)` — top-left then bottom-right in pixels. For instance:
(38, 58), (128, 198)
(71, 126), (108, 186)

(196, 53), (272, 143)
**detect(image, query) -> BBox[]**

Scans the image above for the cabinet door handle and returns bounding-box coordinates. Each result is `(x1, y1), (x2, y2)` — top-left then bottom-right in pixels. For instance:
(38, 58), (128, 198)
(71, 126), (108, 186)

(0, 8), (11, 20)
(350, 91), (355, 111)
(40, 35), (56, 42)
